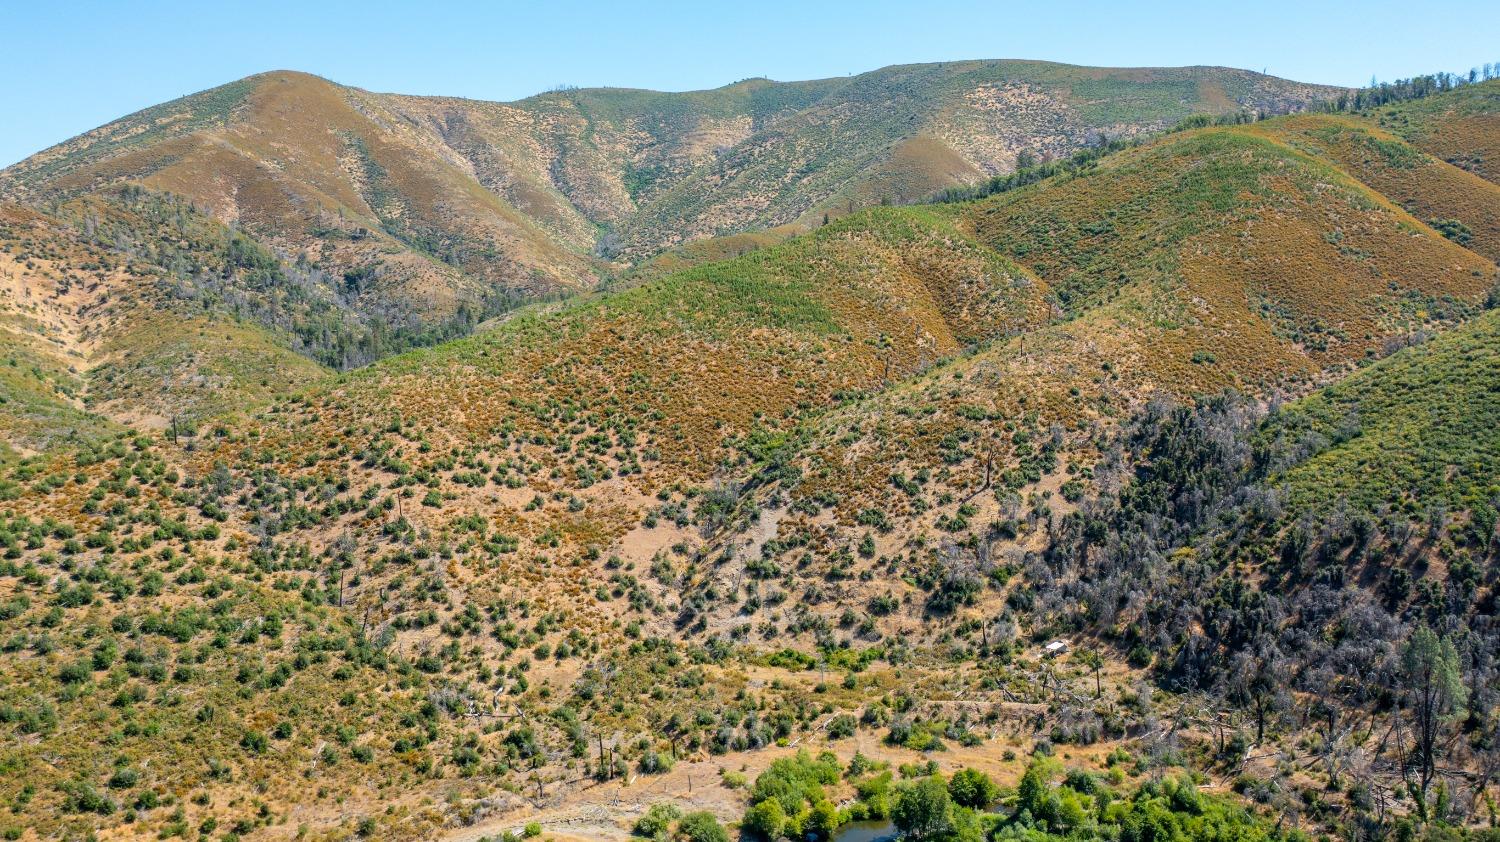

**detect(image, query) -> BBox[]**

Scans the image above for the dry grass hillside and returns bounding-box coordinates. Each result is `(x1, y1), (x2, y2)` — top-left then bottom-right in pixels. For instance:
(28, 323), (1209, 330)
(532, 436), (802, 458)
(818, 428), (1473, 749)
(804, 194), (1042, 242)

(0, 81), (1497, 842)
(0, 198), (328, 457)
(0, 62), (1339, 339)
(609, 61), (1340, 255)
(715, 122), (1496, 626)
(1377, 77), (1500, 185)
(1244, 113), (1500, 262)
(0, 207), (1064, 840)
(0, 72), (598, 323)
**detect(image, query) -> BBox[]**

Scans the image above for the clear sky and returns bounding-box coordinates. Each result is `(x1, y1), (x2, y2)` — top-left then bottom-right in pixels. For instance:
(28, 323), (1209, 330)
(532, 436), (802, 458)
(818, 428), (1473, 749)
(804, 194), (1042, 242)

(4, 0), (1497, 167)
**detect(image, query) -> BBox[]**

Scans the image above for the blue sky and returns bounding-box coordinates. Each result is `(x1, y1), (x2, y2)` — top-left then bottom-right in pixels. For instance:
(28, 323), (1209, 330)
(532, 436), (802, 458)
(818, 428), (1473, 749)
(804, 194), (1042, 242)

(3, 0), (1497, 167)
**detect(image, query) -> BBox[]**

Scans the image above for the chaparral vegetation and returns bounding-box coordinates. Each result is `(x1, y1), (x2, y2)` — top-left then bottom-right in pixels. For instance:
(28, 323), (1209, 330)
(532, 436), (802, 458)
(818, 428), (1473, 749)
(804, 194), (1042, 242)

(0, 55), (1498, 842)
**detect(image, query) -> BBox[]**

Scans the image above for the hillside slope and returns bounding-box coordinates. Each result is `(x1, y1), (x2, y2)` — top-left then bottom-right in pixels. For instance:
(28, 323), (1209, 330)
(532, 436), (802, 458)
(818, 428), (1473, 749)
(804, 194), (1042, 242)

(2, 84), (1498, 841)
(1377, 77), (1500, 184)
(1034, 305), (1500, 711)
(739, 121), (1496, 612)
(0, 72), (600, 322)
(0, 63), (1338, 322)
(1245, 111), (1500, 262)
(0, 195), (331, 456)
(610, 60), (1338, 254)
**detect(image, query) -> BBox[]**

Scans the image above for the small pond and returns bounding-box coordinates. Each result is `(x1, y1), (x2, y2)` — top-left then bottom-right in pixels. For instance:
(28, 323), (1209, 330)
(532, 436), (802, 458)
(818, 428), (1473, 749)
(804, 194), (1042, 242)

(832, 818), (897, 842)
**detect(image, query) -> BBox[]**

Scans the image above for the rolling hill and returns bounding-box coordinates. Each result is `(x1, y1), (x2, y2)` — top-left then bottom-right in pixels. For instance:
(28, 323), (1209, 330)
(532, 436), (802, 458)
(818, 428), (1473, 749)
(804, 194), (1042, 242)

(0, 194), (330, 457)
(1376, 76), (1500, 185)
(0, 74), (1496, 842)
(0, 63), (1338, 334)
(714, 113), (1497, 623)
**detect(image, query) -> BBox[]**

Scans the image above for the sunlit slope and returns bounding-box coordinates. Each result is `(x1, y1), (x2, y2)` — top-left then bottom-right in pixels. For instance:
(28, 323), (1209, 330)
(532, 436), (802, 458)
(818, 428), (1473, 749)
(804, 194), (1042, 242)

(0, 71), (600, 317)
(1244, 113), (1500, 262)
(2, 61), (1338, 285)
(782, 124), (1496, 530)
(1270, 306), (1500, 515)
(3, 84), (1499, 842)
(270, 207), (1051, 477)
(613, 61), (1339, 255)
(1377, 77), (1500, 185)
(0, 200), (328, 454)
(160, 118), (1495, 658)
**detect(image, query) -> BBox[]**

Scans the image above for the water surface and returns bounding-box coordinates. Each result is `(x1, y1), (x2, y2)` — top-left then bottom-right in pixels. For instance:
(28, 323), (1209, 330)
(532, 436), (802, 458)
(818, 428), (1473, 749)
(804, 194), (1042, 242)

(832, 818), (897, 842)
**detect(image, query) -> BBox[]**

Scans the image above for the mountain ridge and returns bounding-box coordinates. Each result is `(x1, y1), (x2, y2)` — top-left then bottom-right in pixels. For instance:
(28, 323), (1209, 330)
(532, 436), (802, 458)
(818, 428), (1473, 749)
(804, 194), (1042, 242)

(0, 61), (1342, 319)
(4, 71), (1500, 842)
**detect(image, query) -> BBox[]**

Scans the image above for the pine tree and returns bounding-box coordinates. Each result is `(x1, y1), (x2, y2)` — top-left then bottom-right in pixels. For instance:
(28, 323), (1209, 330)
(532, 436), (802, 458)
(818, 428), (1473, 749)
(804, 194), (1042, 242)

(1401, 625), (1468, 812)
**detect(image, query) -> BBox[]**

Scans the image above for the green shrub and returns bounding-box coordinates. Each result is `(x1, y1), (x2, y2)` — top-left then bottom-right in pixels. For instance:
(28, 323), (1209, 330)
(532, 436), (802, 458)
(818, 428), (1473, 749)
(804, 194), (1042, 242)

(741, 798), (785, 840)
(633, 803), (681, 840)
(892, 776), (952, 841)
(947, 767), (998, 808)
(675, 812), (727, 842)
